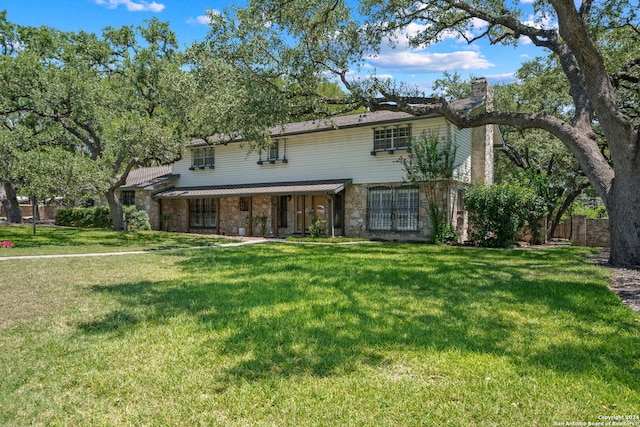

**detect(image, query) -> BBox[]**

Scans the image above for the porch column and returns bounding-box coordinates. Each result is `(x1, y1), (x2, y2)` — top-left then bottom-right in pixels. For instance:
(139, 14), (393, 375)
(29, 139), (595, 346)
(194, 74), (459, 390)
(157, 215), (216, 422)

(326, 194), (334, 238)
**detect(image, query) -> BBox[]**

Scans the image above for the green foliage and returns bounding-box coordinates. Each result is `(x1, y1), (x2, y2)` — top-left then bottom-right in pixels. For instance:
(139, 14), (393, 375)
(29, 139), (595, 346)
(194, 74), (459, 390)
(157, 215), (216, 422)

(122, 205), (151, 231)
(397, 131), (461, 244)
(505, 170), (562, 244)
(433, 223), (459, 245)
(308, 217), (326, 238)
(398, 131), (460, 183)
(55, 206), (112, 228)
(465, 183), (546, 248)
(252, 215), (269, 236)
(1, 233), (638, 425)
(0, 225), (237, 256)
(13, 147), (105, 202)
(570, 203), (609, 219)
(432, 71), (474, 100)
(1, 15), (193, 230)
(285, 236), (368, 243)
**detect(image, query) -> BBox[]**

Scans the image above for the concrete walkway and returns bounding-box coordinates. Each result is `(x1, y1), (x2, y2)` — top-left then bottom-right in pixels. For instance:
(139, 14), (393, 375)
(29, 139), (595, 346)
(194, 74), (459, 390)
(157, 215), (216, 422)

(0, 238), (270, 261)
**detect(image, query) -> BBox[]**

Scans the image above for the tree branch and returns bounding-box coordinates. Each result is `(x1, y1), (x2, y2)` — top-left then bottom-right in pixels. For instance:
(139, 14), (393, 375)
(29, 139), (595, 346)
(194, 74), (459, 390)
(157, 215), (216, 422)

(109, 157), (140, 191)
(370, 94), (614, 198)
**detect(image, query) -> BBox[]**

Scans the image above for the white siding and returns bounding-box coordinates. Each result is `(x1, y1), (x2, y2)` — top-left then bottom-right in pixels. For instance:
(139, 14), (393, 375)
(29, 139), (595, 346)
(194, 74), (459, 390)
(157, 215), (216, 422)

(454, 127), (473, 183)
(174, 116), (454, 188)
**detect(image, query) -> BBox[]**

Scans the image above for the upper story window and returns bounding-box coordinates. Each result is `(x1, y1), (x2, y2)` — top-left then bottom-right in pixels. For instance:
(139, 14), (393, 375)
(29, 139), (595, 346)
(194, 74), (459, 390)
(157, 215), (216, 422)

(191, 147), (215, 169)
(257, 139), (288, 165)
(372, 125), (412, 153)
(268, 140), (279, 161)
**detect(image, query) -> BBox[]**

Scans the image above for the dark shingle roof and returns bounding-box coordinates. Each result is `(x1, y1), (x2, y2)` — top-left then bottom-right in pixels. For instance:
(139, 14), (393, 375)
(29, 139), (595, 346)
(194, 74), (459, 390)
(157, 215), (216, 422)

(121, 165), (179, 190)
(153, 179), (352, 199)
(191, 94), (486, 147)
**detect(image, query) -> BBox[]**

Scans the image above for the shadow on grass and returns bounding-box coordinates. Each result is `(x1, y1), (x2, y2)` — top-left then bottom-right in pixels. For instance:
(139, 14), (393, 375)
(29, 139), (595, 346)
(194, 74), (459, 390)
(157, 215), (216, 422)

(77, 244), (640, 389)
(0, 225), (235, 251)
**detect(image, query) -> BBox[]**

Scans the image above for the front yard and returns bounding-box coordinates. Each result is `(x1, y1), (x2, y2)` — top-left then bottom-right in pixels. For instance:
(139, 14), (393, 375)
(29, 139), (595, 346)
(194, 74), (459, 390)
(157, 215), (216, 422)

(0, 227), (638, 425)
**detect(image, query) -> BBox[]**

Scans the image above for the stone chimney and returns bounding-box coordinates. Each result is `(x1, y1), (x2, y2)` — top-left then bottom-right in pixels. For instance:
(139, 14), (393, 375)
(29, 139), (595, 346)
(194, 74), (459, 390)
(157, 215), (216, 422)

(470, 77), (495, 185)
(471, 77), (488, 100)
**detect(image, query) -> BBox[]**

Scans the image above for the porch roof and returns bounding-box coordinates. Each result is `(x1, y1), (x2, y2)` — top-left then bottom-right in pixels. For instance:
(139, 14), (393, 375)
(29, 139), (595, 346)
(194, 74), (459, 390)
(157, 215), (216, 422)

(152, 179), (352, 199)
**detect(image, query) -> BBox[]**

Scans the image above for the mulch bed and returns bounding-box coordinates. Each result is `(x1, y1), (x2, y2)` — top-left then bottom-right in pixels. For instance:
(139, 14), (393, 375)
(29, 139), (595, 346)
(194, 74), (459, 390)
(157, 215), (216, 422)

(589, 249), (640, 314)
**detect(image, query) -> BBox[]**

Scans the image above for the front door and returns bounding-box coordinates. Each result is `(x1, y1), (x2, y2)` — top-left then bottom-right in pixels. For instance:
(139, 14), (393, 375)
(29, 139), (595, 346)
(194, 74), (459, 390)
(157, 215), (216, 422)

(295, 195), (328, 235)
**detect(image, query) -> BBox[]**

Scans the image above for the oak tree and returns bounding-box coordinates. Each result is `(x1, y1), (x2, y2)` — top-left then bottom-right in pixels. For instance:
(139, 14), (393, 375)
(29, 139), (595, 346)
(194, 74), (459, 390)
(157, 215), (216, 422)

(0, 13), (191, 229)
(204, 0), (640, 265)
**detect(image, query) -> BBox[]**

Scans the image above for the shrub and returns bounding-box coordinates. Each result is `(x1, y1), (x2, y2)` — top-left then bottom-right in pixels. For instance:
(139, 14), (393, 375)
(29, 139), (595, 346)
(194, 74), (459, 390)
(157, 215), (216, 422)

(570, 203), (608, 219)
(465, 184), (545, 248)
(55, 206), (112, 228)
(123, 205), (151, 231)
(309, 217), (326, 238)
(396, 131), (462, 244)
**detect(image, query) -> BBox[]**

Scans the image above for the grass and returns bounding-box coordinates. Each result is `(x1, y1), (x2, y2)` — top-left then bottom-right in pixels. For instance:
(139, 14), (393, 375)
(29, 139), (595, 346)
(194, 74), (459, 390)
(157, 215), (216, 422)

(285, 236), (371, 243)
(0, 227), (639, 425)
(0, 225), (238, 256)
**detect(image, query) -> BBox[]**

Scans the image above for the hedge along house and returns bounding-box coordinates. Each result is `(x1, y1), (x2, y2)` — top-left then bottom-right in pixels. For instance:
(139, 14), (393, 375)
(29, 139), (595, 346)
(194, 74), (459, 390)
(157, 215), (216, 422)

(151, 78), (502, 240)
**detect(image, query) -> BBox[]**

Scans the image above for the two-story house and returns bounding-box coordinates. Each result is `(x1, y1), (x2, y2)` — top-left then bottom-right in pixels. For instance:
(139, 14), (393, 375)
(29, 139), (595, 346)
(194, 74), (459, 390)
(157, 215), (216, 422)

(127, 78), (502, 240)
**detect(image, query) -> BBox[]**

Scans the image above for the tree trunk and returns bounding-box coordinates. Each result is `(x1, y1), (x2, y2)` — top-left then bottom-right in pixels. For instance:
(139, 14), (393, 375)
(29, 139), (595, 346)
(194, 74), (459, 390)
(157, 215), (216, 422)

(606, 170), (640, 267)
(547, 181), (590, 241)
(0, 181), (22, 223)
(106, 189), (125, 231)
(31, 196), (40, 221)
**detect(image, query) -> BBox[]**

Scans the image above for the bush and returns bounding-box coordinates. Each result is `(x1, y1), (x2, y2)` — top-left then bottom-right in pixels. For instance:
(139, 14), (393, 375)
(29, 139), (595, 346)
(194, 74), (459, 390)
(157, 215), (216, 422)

(465, 184), (545, 248)
(570, 203), (608, 219)
(123, 205), (151, 231)
(309, 217), (326, 238)
(55, 206), (112, 228)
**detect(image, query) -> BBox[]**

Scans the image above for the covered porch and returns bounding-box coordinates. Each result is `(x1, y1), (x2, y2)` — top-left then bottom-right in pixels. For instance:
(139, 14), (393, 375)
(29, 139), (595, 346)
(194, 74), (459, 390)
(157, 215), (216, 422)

(152, 179), (351, 237)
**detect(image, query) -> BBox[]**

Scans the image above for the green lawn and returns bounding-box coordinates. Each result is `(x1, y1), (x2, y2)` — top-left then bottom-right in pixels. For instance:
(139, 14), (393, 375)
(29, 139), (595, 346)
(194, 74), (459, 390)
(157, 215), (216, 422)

(0, 227), (638, 426)
(0, 225), (238, 256)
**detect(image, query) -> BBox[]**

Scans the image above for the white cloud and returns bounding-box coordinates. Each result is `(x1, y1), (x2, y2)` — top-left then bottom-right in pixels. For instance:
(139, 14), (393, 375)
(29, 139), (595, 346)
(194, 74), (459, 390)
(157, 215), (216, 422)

(187, 9), (220, 25)
(523, 13), (556, 30)
(95, 0), (165, 13)
(187, 15), (212, 25)
(485, 73), (517, 83)
(470, 18), (489, 29)
(518, 13), (556, 44)
(367, 50), (494, 73)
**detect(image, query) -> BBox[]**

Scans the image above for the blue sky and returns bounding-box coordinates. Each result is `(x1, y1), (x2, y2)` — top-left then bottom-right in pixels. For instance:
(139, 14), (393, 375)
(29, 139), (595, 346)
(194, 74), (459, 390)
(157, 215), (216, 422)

(3, 0), (546, 92)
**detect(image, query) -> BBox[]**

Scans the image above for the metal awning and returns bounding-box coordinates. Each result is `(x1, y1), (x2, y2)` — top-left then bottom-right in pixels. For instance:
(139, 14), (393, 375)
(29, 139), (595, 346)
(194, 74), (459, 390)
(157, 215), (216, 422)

(153, 179), (352, 199)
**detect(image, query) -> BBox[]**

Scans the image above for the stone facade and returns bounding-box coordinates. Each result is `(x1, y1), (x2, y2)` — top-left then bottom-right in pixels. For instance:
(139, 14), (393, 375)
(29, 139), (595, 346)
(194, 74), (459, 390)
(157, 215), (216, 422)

(571, 215), (610, 247)
(344, 185), (368, 238)
(158, 199), (189, 233)
(344, 182), (465, 242)
(470, 78), (495, 186)
(128, 180), (175, 231)
(159, 195), (296, 237)
(150, 182), (469, 242)
(136, 78), (498, 241)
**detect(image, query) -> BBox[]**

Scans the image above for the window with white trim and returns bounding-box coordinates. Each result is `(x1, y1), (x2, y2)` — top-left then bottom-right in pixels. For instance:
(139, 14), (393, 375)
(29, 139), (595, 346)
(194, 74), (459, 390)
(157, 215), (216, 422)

(368, 186), (419, 232)
(373, 125), (412, 152)
(191, 147), (215, 169)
